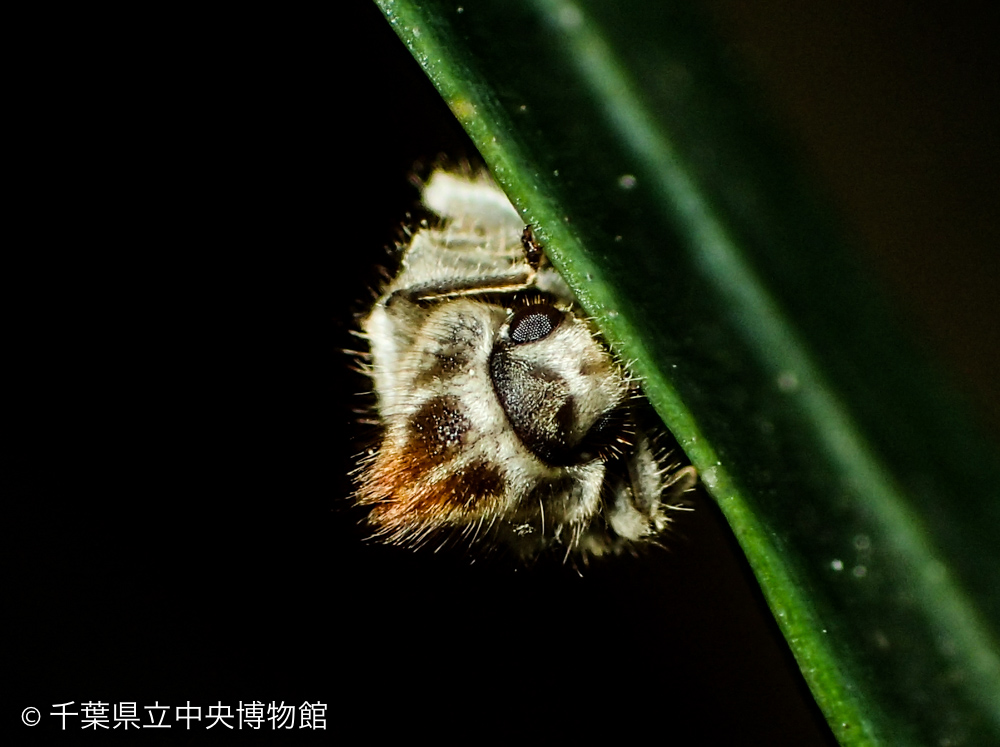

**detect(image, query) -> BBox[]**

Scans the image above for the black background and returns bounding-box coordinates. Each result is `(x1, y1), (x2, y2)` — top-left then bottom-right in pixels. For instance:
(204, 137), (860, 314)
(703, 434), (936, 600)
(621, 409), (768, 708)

(12, 2), (998, 744)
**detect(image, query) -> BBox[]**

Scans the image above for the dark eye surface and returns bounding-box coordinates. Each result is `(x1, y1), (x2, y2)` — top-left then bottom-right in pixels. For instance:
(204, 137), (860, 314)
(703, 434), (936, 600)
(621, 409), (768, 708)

(508, 304), (563, 344)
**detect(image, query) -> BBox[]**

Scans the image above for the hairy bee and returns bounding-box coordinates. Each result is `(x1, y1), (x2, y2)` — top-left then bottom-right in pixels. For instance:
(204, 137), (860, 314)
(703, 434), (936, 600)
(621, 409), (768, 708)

(354, 170), (695, 558)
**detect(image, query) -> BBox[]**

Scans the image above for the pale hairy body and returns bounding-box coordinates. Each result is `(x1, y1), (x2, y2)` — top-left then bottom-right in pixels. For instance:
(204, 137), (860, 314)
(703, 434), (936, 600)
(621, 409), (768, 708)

(355, 170), (695, 558)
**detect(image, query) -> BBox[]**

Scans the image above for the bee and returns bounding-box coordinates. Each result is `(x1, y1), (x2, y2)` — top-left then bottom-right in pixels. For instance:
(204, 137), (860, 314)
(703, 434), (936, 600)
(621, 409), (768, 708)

(354, 169), (696, 559)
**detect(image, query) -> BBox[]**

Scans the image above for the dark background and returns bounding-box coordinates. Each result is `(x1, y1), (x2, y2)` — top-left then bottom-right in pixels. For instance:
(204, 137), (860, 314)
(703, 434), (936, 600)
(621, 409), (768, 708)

(12, 2), (997, 744)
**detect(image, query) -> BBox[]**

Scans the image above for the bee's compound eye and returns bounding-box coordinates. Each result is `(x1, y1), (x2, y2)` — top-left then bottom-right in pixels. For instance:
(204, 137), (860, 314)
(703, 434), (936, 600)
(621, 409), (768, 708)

(508, 304), (563, 344)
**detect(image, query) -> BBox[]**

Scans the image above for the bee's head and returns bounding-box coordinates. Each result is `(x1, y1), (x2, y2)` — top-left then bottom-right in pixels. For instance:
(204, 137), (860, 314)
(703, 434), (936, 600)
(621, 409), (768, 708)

(490, 302), (630, 466)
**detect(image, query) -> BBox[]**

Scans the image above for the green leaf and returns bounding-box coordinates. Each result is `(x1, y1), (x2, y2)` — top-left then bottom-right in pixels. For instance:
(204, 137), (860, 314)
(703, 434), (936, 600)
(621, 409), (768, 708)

(374, 1), (1000, 744)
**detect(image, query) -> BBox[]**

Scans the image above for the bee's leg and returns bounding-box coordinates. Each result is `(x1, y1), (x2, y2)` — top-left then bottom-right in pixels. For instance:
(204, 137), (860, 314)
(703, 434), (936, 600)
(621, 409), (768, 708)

(386, 270), (534, 305)
(521, 225), (543, 270)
